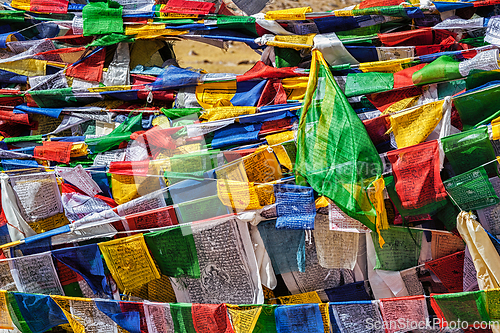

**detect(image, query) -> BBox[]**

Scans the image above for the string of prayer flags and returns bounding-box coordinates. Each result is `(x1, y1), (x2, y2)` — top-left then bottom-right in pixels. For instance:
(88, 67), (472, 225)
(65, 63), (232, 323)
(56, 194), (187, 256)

(274, 184), (316, 230)
(388, 140), (447, 210)
(144, 224), (200, 278)
(295, 50), (382, 232)
(98, 234), (160, 293)
(444, 166), (500, 211)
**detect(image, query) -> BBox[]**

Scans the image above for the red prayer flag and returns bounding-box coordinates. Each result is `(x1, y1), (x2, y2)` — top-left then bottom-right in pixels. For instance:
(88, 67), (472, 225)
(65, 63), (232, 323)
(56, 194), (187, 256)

(387, 140), (447, 210)
(30, 0), (68, 14)
(108, 160), (150, 177)
(425, 251), (465, 293)
(379, 28), (434, 47)
(66, 48), (105, 82)
(163, 0), (215, 15)
(34, 141), (72, 164)
(367, 86), (422, 111)
(362, 114), (390, 146)
(257, 79), (288, 107)
(393, 63), (427, 88)
(125, 206), (178, 230)
(237, 61), (304, 82)
(191, 304), (235, 333)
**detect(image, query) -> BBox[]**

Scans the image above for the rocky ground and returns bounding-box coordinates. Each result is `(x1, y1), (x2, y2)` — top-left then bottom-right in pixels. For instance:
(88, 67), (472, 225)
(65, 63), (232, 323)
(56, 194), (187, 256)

(174, 0), (360, 73)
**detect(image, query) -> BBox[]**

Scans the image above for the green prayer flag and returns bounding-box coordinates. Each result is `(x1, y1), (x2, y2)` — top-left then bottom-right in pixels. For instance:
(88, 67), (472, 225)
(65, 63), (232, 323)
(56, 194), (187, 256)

(82, 0), (124, 36)
(412, 55), (461, 86)
(432, 291), (489, 324)
(216, 16), (258, 37)
(175, 195), (228, 224)
(87, 33), (134, 47)
(441, 127), (497, 177)
(6, 292), (32, 333)
(275, 47), (302, 68)
(436, 200), (461, 231)
(0, 10), (25, 22)
(454, 81), (500, 130)
(144, 225), (200, 278)
(344, 72), (394, 97)
(29, 88), (77, 108)
(253, 305), (278, 333)
(371, 226), (422, 271)
(443, 166), (499, 211)
(161, 107), (201, 119)
(296, 50), (382, 231)
(170, 303), (196, 333)
(85, 132), (131, 154)
(3, 135), (43, 143)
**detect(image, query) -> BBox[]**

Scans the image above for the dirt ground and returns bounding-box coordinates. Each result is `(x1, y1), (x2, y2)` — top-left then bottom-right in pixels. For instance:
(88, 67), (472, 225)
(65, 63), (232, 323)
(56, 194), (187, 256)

(174, 0), (360, 73)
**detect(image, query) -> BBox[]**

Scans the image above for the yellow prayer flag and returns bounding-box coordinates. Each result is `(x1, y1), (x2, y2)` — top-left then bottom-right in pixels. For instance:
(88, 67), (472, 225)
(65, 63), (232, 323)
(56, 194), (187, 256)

(226, 305), (262, 333)
(265, 7), (313, 20)
(52, 296), (87, 333)
(267, 34), (316, 50)
(199, 106), (256, 122)
(319, 303), (331, 333)
(282, 77), (308, 100)
(382, 95), (421, 115)
(266, 131), (295, 146)
(244, 147), (283, 183)
(99, 234), (161, 293)
(0, 291), (13, 330)
(217, 179), (262, 212)
(255, 183), (276, 206)
(70, 143), (88, 158)
(389, 100), (444, 149)
(492, 116), (500, 140)
(315, 196), (330, 209)
(278, 291), (322, 304)
(10, 0), (30, 11)
(369, 177), (389, 248)
(359, 58), (411, 73)
(152, 115), (171, 128)
(272, 145), (293, 171)
(0, 59), (46, 77)
(125, 24), (188, 38)
(111, 161), (163, 205)
(195, 81), (237, 108)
